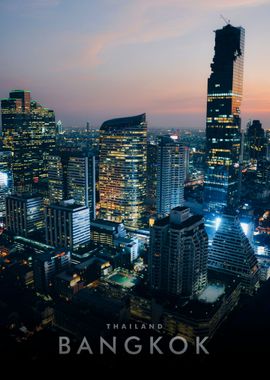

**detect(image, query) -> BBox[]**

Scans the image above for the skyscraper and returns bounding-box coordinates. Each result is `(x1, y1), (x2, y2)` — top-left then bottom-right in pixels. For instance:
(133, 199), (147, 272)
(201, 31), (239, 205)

(1, 90), (56, 192)
(204, 24), (245, 213)
(47, 151), (96, 220)
(146, 141), (158, 208)
(149, 207), (208, 299)
(99, 114), (147, 229)
(47, 154), (68, 204)
(208, 213), (259, 294)
(45, 199), (90, 252)
(5, 193), (44, 237)
(156, 135), (185, 217)
(67, 153), (96, 220)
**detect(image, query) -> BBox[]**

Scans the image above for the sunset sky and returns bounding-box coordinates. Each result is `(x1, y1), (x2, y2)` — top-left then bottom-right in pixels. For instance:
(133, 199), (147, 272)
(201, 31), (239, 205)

(0, 0), (270, 129)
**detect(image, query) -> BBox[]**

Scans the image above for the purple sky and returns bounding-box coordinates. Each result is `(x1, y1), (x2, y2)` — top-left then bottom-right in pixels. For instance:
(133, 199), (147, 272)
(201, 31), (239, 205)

(0, 0), (270, 129)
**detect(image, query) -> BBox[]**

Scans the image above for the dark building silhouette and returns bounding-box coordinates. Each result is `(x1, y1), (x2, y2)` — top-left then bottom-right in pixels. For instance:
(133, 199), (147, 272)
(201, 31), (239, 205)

(204, 24), (245, 213)
(246, 120), (266, 161)
(33, 249), (71, 295)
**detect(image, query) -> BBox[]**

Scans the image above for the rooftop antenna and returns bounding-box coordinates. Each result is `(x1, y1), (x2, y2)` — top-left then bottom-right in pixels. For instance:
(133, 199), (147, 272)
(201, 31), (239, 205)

(220, 14), (230, 25)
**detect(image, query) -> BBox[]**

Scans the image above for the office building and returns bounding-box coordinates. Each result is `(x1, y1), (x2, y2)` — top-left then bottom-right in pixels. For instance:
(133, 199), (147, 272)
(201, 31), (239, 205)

(146, 141), (158, 207)
(208, 212), (260, 294)
(45, 199), (90, 252)
(0, 151), (13, 226)
(5, 193), (44, 237)
(56, 120), (63, 135)
(204, 24), (245, 212)
(156, 135), (185, 217)
(183, 146), (190, 181)
(33, 248), (71, 294)
(114, 236), (139, 263)
(99, 114), (147, 229)
(90, 219), (126, 247)
(149, 207), (208, 298)
(47, 154), (68, 204)
(1, 90), (56, 192)
(67, 153), (96, 220)
(266, 130), (270, 160)
(48, 151), (96, 220)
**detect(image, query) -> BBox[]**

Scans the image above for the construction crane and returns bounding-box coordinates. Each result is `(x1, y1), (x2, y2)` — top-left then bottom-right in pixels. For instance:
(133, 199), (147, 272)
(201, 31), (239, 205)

(220, 14), (230, 25)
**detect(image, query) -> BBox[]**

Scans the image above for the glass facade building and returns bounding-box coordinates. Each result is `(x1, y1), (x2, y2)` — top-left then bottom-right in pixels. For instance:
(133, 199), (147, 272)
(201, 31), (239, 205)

(47, 151), (96, 220)
(99, 114), (147, 229)
(208, 213), (259, 295)
(146, 141), (158, 208)
(156, 135), (185, 217)
(1, 90), (56, 193)
(204, 25), (245, 212)
(67, 153), (96, 220)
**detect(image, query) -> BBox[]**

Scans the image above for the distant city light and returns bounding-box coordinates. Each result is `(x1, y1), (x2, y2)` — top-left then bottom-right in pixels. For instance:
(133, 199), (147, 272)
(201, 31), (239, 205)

(257, 246), (265, 255)
(170, 135), (178, 140)
(240, 222), (249, 236)
(215, 217), (222, 230)
(0, 172), (8, 187)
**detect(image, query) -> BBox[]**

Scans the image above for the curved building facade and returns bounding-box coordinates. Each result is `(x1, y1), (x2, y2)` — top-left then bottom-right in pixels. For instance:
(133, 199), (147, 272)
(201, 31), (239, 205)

(99, 114), (147, 229)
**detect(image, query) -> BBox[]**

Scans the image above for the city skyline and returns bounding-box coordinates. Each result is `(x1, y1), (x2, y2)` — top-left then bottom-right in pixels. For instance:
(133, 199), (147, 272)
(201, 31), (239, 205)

(0, 0), (270, 129)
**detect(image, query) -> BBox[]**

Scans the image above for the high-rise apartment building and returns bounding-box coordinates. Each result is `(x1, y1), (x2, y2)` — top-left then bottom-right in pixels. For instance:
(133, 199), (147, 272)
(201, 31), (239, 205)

(208, 213), (259, 294)
(99, 114), (147, 229)
(45, 199), (90, 252)
(5, 193), (44, 237)
(156, 135), (185, 217)
(1, 90), (56, 192)
(204, 24), (245, 212)
(149, 207), (208, 299)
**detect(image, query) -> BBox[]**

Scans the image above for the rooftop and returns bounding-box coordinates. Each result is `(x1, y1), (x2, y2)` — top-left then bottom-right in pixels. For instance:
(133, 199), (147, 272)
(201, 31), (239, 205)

(105, 269), (141, 289)
(14, 236), (54, 251)
(100, 113), (146, 131)
(7, 193), (43, 201)
(91, 219), (123, 229)
(154, 214), (203, 229)
(48, 199), (88, 211)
